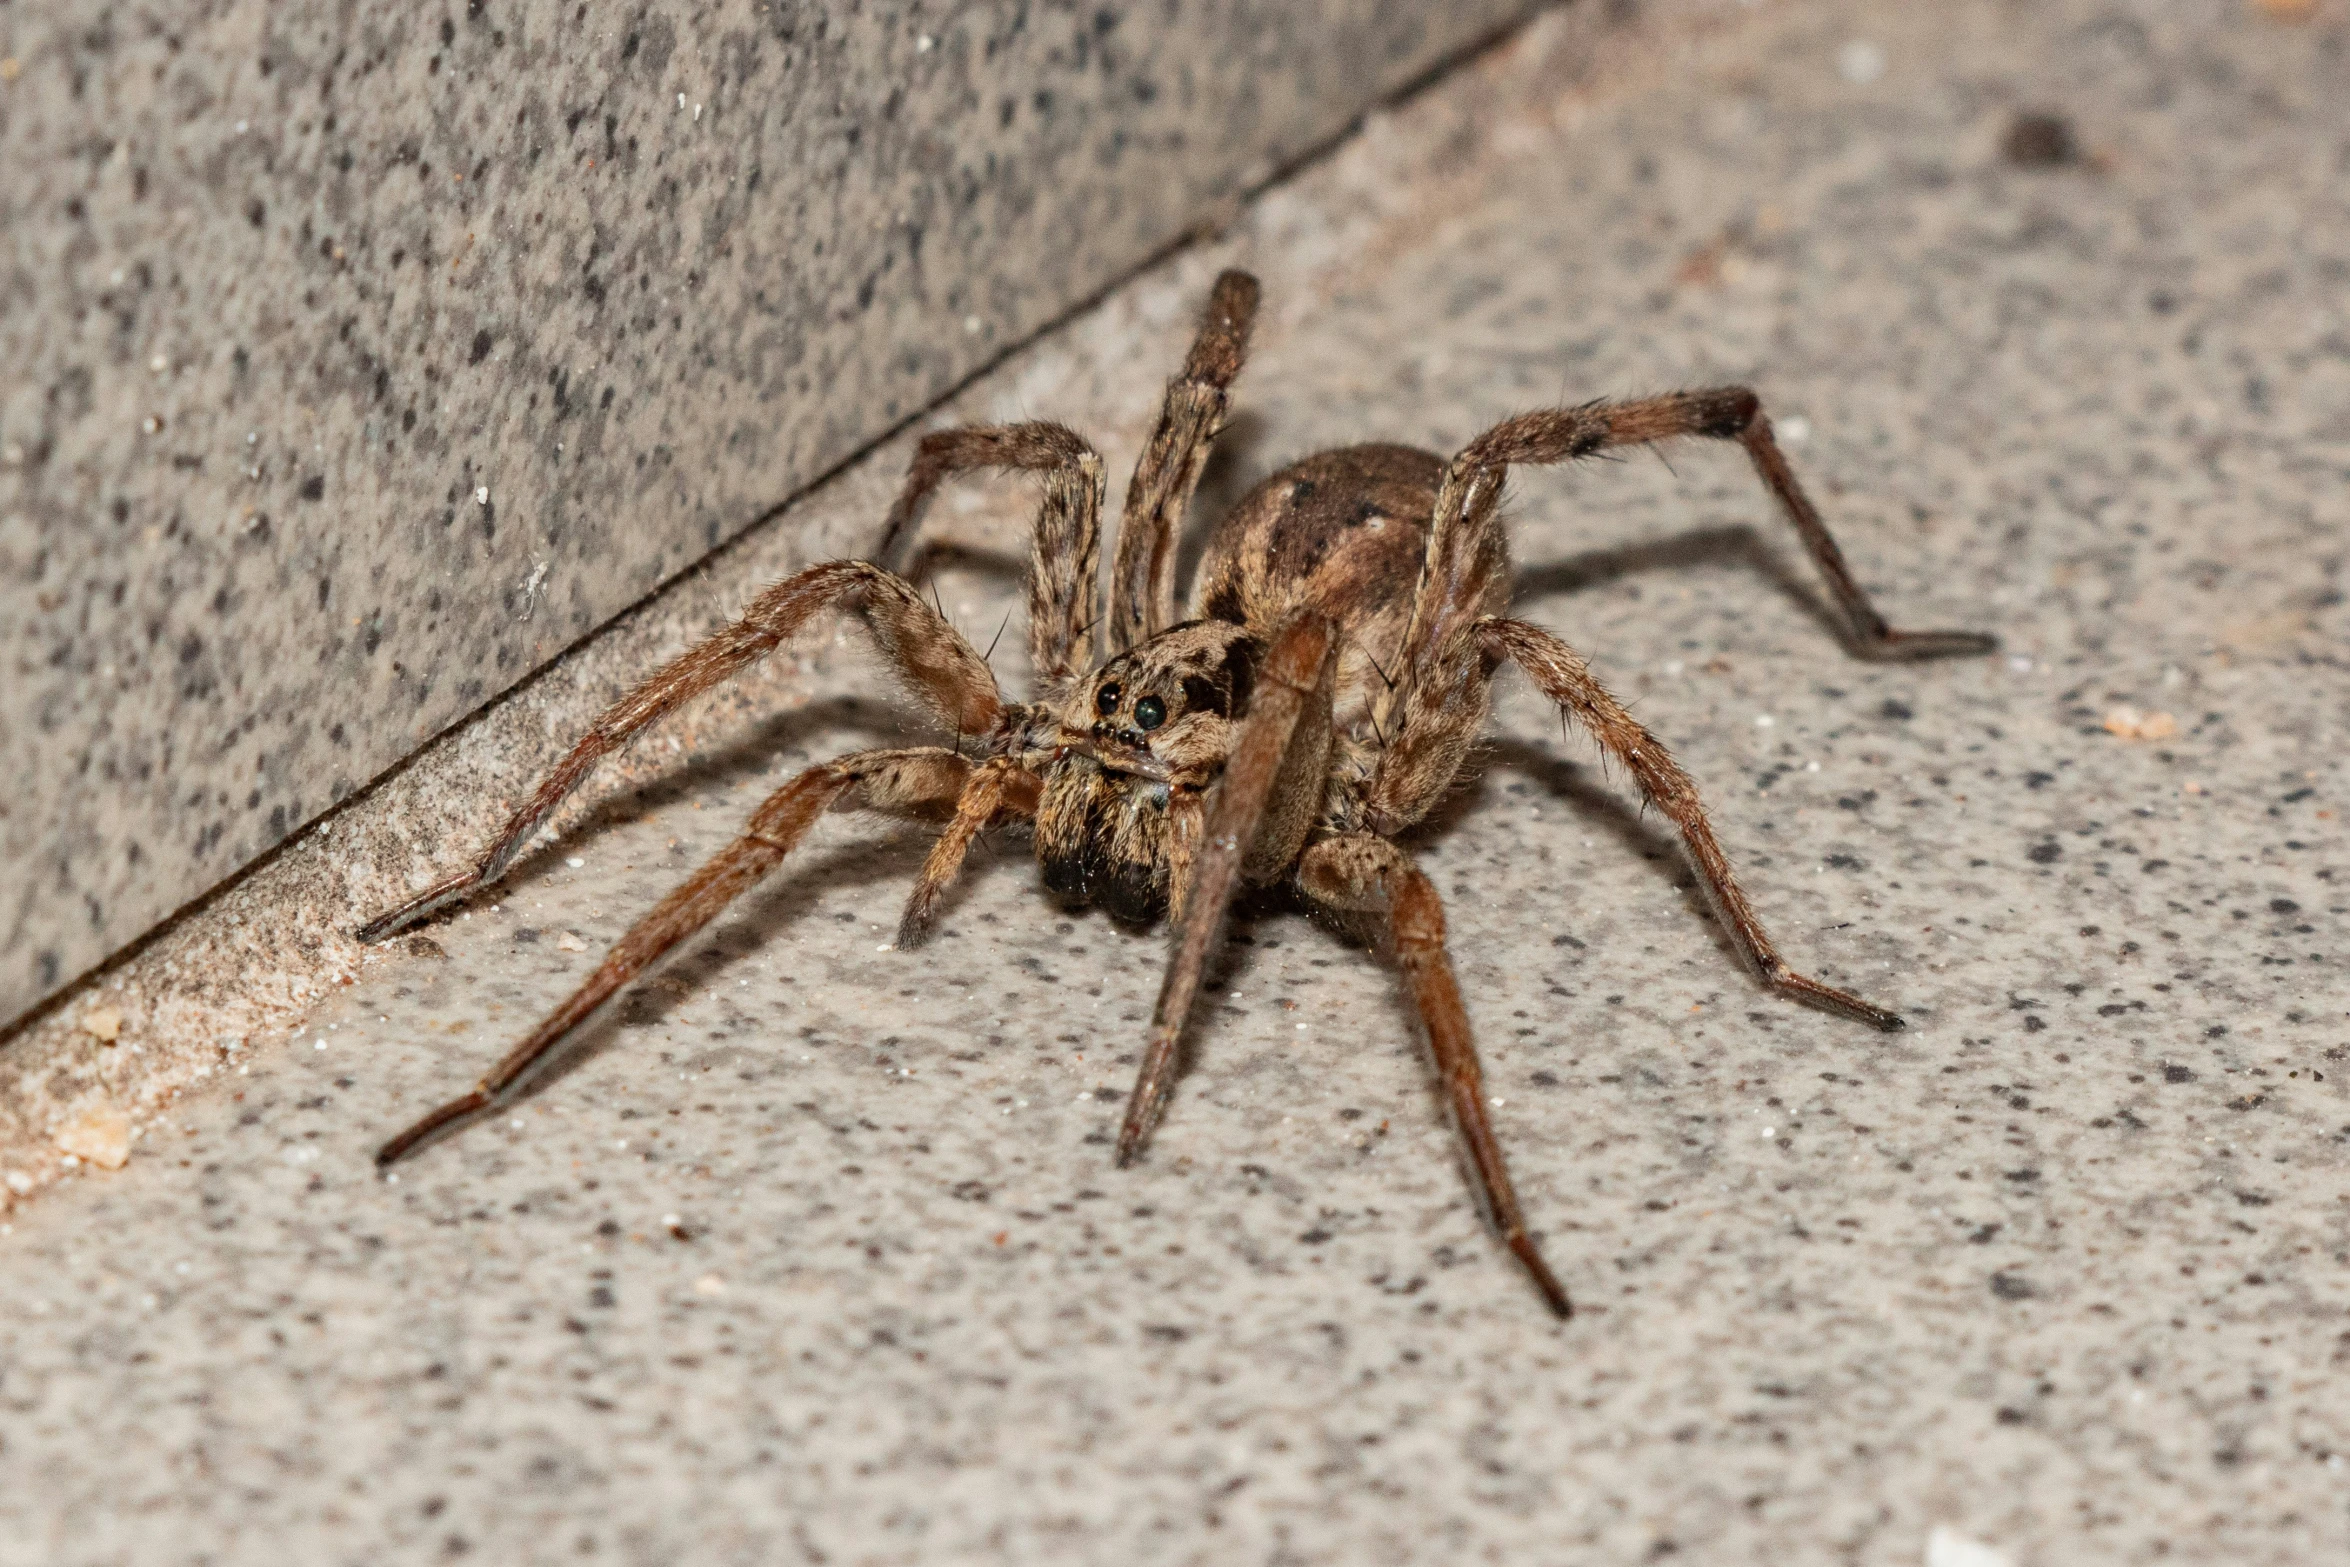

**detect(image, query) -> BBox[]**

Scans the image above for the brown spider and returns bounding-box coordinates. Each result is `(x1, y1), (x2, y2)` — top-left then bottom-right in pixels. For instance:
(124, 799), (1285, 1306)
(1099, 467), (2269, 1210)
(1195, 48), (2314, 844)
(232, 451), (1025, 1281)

(358, 271), (1993, 1316)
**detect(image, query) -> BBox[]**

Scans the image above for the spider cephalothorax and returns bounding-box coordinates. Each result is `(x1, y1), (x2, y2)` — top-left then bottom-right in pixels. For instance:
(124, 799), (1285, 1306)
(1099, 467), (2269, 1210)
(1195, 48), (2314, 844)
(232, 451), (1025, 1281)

(359, 270), (1994, 1317)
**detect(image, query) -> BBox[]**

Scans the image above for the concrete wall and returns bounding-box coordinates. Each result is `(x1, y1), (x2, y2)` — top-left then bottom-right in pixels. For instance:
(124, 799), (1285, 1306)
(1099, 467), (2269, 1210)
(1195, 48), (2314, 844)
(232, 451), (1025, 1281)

(0, 0), (1538, 1027)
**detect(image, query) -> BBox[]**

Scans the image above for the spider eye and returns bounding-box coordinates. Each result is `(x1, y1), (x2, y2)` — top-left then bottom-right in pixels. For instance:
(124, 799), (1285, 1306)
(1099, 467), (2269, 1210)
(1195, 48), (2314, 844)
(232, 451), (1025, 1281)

(1096, 682), (1121, 716)
(1132, 694), (1166, 731)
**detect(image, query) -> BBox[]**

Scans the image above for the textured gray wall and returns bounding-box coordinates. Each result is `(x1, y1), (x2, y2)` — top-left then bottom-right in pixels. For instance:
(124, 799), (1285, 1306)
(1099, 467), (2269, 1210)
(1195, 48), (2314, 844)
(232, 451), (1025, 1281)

(0, 0), (1537, 1026)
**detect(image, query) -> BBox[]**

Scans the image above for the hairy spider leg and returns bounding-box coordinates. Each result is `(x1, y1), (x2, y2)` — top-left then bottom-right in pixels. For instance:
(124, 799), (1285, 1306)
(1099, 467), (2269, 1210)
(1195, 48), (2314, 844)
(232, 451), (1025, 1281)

(1489, 617), (1900, 1026)
(875, 421), (1106, 689)
(375, 748), (975, 1165)
(355, 561), (1005, 944)
(1299, 832), (1573, 1318)
(1111, 269), (1261, 651)
(896, 755), (1044, 948)
(1117, 612), (1338, 1165)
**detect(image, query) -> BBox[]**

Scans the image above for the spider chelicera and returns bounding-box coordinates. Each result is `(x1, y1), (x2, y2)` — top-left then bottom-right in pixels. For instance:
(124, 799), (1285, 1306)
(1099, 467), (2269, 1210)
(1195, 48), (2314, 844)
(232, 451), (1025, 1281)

(359, 270), (1993, 1315)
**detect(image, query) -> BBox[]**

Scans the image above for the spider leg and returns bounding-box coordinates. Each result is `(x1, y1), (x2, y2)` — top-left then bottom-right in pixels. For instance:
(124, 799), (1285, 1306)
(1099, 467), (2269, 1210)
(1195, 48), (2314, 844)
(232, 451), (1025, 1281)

(874, 421), (1106, 688)
(376, 747), (972, 1165)
(895, 756), (1043, 948)
(1299, 832), (1571, 1318)
(1117, 612), (1337, 1165)
(1110, 270), (1260, 650)
(356, 560), (1002, 943)
(1475, 615), (1900, 1029)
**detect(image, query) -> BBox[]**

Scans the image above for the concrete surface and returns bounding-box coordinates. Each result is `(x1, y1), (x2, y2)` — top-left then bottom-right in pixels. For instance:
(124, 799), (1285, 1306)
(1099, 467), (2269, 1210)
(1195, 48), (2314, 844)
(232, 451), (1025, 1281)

(0, 0), (1537, 1029)
(3, 0), (2347, 1563)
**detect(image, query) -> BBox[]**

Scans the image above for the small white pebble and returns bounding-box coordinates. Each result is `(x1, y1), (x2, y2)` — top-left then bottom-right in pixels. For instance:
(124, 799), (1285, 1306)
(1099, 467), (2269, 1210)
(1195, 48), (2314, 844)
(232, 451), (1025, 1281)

(235, 119), (249, 133)
(677, 92), (686, 109)
(1762, 1126), (1776, 1138)
(475, 485), (490, 506)
(1806, 760), (1821, 771)
(963, 314), (983, 335)
(314, 1039), (328, 1051)
(566, 856), (585, 868)
(1777, 415), (1811, 445)
(1926, 1526), (2014, 1567)
(693, 103), (702, 121)
(1490, 1096), (1506, 1107)
(2008, 654), (2034, 673)
(1837, 39), (1885, 85)
(916, 33), (934, 52)
(1755, 713), (1775, 728)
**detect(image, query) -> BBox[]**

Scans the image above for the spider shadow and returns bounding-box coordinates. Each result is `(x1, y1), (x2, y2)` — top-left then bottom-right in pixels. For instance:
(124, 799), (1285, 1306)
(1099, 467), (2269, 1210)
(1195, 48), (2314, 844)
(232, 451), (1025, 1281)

(1509, 520), (1848, 649)
(403, 694), (987, 1133)
(898, 538), (1026, 599)
(483, 695), (935, 903)
(1155, 732), (1703, 1097)
(474, 828), (954, 1130)
(1262, 737), (1744, 1064)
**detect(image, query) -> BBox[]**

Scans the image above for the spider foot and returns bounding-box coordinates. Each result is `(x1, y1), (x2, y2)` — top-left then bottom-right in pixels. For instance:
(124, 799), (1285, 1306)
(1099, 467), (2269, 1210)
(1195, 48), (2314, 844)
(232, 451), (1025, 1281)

(376, 1086), (491, 1166)
(355, 870), (478, 944)
(1771, 965), (1905, 1031)
(1508, 1231), (1574, 1319)
(1858, 627), (2000, 662)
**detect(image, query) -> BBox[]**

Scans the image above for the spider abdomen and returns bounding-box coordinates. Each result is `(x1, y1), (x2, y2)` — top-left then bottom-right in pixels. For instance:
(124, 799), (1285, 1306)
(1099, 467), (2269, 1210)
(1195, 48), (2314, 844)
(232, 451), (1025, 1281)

(1195, 443), (1501, 724)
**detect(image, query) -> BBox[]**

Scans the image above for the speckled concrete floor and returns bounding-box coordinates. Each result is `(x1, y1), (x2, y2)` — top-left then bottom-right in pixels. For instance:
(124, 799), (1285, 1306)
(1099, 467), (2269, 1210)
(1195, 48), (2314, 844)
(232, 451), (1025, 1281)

(4, 2), (2346, 1563)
